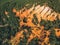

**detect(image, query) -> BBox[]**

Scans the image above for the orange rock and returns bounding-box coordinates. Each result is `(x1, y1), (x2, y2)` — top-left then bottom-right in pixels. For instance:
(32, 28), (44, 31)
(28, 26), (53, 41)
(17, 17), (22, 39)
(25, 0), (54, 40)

(44, 37), (49, 44)
(46, 30), (51, 36)
(41, 26), (44, 30)
(55, 28), (60, 38)
(55, 30), (60, 38)
(16, 11), (20, 17)
(13, 8), (16, 13)
(5, 11), (8, 15)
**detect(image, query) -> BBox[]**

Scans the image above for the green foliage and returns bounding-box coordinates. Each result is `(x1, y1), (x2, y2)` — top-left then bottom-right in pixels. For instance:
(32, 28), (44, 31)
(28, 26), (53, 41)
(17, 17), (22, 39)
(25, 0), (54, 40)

(32, 14), (39, 25)
(40, 18), (60, 30)
(18, 37), (28, 45)
(40, 20), (53, 30)
(0, 0), (60, 12)
(47, 0), (60, 13)
(49, 30), (57, 45)
(28, 38), (39, 45)
(0, 0), (19, 45)
(40, 18), (60, 45)
(0, 0), (60, 45)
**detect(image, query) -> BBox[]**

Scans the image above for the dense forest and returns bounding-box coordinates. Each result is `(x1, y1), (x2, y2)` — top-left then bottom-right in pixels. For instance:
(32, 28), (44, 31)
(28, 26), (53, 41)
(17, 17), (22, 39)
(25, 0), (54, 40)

(0, 0), (60, 45)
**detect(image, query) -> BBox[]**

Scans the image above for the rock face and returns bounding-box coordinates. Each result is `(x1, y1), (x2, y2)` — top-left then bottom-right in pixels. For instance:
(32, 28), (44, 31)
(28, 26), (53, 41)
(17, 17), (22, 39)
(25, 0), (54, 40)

(10, 5), (60, 45)
(0, 0), (60, 45)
